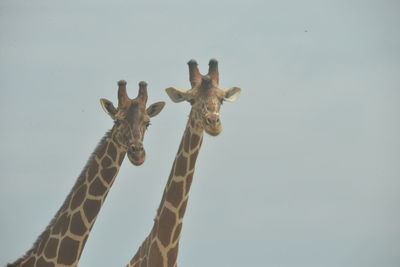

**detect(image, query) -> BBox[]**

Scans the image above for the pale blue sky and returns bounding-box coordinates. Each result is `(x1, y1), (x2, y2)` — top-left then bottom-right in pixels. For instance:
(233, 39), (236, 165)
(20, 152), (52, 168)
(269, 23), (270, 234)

(1, 0), (399, 266)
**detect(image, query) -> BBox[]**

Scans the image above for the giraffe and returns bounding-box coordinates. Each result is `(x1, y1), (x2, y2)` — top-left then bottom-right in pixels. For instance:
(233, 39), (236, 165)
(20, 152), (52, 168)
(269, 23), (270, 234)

(127, 59), (241, 267)
(7, 80), (165, 267)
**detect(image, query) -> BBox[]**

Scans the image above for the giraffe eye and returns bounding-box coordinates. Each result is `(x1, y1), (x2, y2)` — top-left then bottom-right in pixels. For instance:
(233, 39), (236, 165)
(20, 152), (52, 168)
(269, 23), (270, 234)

(145, 121), (151, 129)
(189, 99), (195, 105)
(219, 98), (224, 105)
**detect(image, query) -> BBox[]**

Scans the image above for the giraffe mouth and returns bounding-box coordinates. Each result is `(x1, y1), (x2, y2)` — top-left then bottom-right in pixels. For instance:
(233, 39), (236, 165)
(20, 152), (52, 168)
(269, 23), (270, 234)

(204, 122), (222, 136)
(127, 148), (146, 166)
(205, 127), (222, 136)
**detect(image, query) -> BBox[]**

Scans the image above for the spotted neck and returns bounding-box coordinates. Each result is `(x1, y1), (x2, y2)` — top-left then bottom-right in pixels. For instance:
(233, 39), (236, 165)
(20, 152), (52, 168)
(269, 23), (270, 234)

(128, 111), (203, 267)
(8, 125), (127, 267)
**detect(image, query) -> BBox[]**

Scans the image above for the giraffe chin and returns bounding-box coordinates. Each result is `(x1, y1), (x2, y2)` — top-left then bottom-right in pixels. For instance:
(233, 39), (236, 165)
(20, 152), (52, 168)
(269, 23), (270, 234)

(127, 150), (146, 166)
(204, 125), (222, 136)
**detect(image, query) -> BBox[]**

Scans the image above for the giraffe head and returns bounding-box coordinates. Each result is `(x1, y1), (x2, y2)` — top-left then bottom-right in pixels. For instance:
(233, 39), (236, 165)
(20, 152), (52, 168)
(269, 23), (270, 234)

(166, 59), (240, 136)
(100, 80), (165, 165)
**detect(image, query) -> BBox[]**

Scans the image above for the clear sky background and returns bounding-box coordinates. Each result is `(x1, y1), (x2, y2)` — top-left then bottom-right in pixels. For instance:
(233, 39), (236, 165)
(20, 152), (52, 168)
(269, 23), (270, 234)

(1, 0), (399, 266)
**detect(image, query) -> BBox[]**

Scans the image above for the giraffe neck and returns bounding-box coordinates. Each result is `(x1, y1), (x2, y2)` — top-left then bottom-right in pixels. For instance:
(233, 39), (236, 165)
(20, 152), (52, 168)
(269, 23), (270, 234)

(128, 112), (203, 267)
(9, 125), (127, 267)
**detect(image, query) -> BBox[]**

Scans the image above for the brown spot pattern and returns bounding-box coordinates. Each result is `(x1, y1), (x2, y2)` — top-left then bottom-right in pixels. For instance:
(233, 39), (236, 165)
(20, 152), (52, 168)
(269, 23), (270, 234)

(89, 178), (107, 196)
(138, 241), (146, 259)
(156, 187), (167, 214)
(174, 154), (187, 177)
(157, 208), (176, 247)
(101, 156), (112, 168)
(70, 185), (87, 210)
(101, 167), (117, 184)
(107, 142), (117, 160)
(177, 138), (183, 154)
(166, 167), (175, 184)
(83, 199), (101, 223)
(183, 133), (190, 153)
(20, 257), (35, 267)
(36, 257), (54, 267)
(172, 223), (182, 243)
(185, 172), (194, 194)
(190, 134), (201, 151)
(37, 230), (50, 255)
(179, 199), (188, 219)
(189, 150), (199, 171)
(52, 213), (70, 235)
(118, 151), (126, 166)
(130, 253), (140, 266)
(167, 246), (179, 267)
(58, 237), (80, 265)
(140, 256), (148, 267)
(78, 235), (89, 259)
(70, 212), (87, 236)
(148, 242), (163, 267)
(96, 141), (107, 159)
(166, 181), (183, 208)
(44, 238), (59, 259)
(87, 162), (99, 183)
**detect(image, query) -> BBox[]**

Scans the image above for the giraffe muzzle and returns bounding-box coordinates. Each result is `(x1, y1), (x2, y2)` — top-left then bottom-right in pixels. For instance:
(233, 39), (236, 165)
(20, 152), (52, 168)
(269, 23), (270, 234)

(205, 117), (220, 125)
(130, 142), (144, 152)
(127, 141), (146, 166)
(204, 114), (222, 136)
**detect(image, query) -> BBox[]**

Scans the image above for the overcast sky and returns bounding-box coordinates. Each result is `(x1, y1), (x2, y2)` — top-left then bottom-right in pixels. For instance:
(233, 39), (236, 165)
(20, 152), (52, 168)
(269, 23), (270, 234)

(1, 0), (399, 266)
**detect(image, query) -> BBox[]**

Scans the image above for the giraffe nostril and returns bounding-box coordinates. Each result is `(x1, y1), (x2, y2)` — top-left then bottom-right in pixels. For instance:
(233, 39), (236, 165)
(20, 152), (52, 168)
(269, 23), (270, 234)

(131, 145), (143, 152)
(206, 117), (220, 125)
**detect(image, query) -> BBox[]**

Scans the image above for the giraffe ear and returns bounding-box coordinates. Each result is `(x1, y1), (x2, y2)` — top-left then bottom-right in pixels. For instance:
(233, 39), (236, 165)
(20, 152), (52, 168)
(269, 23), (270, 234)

(165, 87), (191, 103)
(146, 101), (166, 117)
(100, 98), (117, 119)
(223, 87), (241, 102)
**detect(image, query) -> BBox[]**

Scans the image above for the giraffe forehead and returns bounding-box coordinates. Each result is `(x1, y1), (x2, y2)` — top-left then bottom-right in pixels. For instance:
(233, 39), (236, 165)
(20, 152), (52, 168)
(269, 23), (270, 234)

(125, 101), (147, 121)
(196, 89), (223, 107)
(196, 87), (223, 100)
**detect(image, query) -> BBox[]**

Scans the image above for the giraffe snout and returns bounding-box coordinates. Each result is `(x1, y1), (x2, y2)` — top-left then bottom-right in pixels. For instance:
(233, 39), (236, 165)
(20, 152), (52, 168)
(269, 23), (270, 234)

(127, 142), (146, 166)
(205, 113), (220, 125)
(130, 141), (144, 152)
(205, 117), (220, 125)
(204, 114), (222, 136)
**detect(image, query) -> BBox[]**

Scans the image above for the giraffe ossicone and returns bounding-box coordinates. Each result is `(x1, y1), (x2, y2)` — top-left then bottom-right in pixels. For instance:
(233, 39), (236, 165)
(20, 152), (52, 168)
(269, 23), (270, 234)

(127, 59), (240, 267)
(8, 80), (165, 267)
